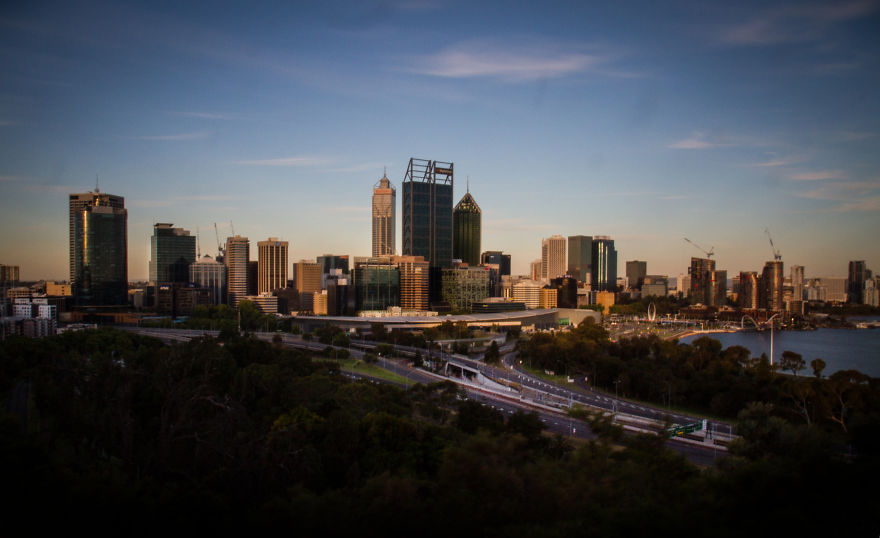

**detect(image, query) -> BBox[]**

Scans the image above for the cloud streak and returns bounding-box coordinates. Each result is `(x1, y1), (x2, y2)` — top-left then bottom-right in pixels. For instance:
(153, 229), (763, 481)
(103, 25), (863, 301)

(668, 131), (732, 150)
(789, 170), (845, 181)
(409, 40), (606, 82)
(135, 131), (212, 141)
(230, 156), (331, 167)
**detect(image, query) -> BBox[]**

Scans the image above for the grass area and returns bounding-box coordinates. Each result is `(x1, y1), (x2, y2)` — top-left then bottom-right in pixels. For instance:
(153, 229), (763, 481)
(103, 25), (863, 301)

(322, 357), (415, 387)
(518, 363), (723, 422)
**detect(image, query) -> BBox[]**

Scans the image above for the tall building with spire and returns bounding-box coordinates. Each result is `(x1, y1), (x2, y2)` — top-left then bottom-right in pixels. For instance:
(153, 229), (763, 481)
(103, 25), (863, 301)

(69, 187), (128, 306)
(372, 170), (396, 257)
(452, 183), (481, 266)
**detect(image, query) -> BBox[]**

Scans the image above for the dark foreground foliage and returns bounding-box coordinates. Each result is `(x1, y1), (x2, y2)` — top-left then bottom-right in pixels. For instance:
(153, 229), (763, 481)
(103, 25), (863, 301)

(1, 329), (877, 536)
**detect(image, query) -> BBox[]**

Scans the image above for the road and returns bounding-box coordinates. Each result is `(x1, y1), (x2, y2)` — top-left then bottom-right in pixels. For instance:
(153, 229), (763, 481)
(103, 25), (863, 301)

(122, 327), (726, 465)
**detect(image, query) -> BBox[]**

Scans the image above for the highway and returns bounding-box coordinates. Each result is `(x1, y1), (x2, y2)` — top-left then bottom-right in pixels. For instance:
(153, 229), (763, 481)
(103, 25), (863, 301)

(122, 327), (726, 465)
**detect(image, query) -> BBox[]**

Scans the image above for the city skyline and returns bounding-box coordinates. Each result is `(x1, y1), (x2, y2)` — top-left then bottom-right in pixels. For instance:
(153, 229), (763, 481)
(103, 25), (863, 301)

(1, 1), (879, 280)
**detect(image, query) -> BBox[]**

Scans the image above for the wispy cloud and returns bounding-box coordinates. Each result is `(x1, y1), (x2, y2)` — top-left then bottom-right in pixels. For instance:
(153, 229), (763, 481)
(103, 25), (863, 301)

(789, 170), (846, 181)
(134, 131), (212, 141)
(748, 155), (805, 167)
(323, 162), (388, 174)
(230, 156), (331, 167)
(656, 194), (696, 200)
(719, 1), (878, 46)
(798, 179), (880, 212)
(131, 194), (236, 208)
(169, 111), (235, 120)
(668, 131), (732, 150)
(409, 40), (607, 82)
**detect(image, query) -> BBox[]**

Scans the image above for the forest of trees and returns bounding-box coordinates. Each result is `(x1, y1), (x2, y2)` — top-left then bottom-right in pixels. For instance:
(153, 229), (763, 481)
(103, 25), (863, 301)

(1, 328), (877, 534)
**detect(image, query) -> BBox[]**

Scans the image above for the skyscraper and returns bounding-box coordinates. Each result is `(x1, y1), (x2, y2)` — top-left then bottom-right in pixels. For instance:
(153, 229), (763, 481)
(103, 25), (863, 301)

(541, 235), (566, 280)
(294, 260), (322, 294)
(567, 235), (592, 283)
(402, 158), (454, 268)
(149, 223), (196, 285)
(688, 257), (724, 306)
(760, 261), (784, 311)
(848, 260), (867, 304)
(626, 260), (647, 290)
(453, 190), (481, 266)
(257, 238), (288, 294)
(591, 236), (617, 292)
(372, 171), (396, 257)
(70, 189), (128, 306)
(739, 271), (759, 309)
(225, 235), (249, 307)
(190, 255), (227, 305)
(480, 251), (511, 276)
(69, 190), (124, 283)
(402, 158), (453, 304)
(393, 255), (430, 311)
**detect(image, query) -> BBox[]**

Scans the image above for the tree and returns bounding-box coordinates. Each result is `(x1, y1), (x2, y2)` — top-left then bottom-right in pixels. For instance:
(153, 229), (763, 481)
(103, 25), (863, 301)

(780, 350), (805, 376)
(810, 358), (826, 378)
(484, 341), (501, 365)
(363, 353), (378, 364)
(370, 322), (388, 342)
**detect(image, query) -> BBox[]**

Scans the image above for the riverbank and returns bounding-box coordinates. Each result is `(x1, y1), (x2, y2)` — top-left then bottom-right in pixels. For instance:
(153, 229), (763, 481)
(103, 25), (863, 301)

(665, 328), (739, 341)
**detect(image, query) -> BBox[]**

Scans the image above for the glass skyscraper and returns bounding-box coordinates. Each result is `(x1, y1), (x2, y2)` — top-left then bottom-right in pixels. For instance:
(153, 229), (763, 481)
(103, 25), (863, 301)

(452, 191), (481, 266)
(71, 191), (128, 306)
(591, 236), (617, 292)
(149, 223), (196, 285)
(402, 158), (453, 269)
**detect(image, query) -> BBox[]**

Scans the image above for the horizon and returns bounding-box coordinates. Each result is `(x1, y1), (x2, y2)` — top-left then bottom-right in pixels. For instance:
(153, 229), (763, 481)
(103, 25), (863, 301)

(2, 1), (879, 280)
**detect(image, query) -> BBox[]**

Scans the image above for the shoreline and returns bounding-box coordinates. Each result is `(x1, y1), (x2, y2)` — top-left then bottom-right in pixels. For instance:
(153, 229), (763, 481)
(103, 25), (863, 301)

(665, 329), (739, 341)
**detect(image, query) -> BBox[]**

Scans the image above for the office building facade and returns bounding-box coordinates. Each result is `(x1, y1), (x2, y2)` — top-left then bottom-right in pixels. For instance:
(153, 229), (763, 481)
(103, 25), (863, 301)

(849, 260), (868, 304)
(372, 172), (396, 257)
(402, 158), (454, 269)
(739, 271), (759, 309)
(626, 260), (647, 291)
(591, 236), (617, 292)
(70, 191), (128, 306)
(393, 255), (430, 311)
(481, 251), (511, 276)
(441, 266), (490, 312)
(257, 238), (288, 294)
(149, 223), (196, 285)
(190, 255), (227, 305)
(453, 191), (481, 266)
(567, 235), (592, 283)
(541, 235), (566, 280)
(354, 258), (400, 311)
(760, 261), (784, 311)
(225, 235), (250, 307)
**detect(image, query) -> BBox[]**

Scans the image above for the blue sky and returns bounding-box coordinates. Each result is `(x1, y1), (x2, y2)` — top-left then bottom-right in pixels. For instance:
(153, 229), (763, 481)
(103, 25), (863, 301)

(1, 0), (878, 280)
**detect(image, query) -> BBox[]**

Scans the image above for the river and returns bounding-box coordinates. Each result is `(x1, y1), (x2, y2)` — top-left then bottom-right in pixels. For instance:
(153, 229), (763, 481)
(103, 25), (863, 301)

(680, 322), (880, 378)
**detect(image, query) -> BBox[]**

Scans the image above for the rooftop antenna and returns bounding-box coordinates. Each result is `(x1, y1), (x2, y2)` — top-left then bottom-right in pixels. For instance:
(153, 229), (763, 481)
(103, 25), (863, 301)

(196, 227), (201, 258)
(467, 176), (469, 193)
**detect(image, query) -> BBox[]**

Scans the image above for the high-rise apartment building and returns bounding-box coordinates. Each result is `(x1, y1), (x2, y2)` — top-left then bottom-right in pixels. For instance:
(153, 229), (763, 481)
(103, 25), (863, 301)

(402, 158), (454, 269)
(257, 238), (288, 294)
(567, 235), (592, 283)
(453, 190), (481, 266)
(225, 235), (249, 307)
(149, 223), (196, 285)
(70, 190), (128, 306)
(541, 235), (566, 280)
(760, 261), (784, 311)
(591, 236), (617, 292)
(372, 172), (396, 257)
(393, 255), (430, 311)
(739, 271), (759, 309)
(626, 260), (647, 291)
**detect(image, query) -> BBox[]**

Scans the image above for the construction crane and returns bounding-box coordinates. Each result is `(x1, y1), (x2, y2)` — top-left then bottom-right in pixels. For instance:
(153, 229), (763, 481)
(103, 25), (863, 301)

(214, 223), (225, 259)
(764, 228), (782, 261)
(683, 237), (714, 259)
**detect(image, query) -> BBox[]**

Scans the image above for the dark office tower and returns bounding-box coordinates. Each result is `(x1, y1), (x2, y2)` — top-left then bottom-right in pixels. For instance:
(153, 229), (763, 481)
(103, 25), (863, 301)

(760, 261), (784, 311)
(453, 190), (481, 266)
(591, 236), (617, 291)
(149, 223), (196, 285)
(849, 260), (867, 304)
(317, 254), (350, 275)
(626, 260), (647, 291)
(481, 251), (511, 276)
(739, 271), (759, 309)
(402, 158), (453, 303)
(225, 235), (249, 307)
(70, 191), (128, 306)
(567, 235), (592, 283)
(353, 258), (400, 311)
(372, 172), (396, 256)
(551, 276), (578, 309)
